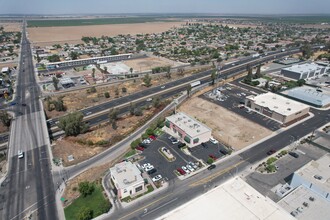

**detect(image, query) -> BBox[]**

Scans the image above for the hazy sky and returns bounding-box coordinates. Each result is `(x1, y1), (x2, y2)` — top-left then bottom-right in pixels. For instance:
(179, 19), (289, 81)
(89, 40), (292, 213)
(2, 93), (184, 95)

(0, 0), (330, 15)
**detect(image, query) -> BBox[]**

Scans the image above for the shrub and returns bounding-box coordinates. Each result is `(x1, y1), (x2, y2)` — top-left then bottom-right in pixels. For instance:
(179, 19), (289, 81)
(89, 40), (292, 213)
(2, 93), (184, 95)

(266, 157), (277, 165)
(146, 128), (154, 135)
(130, 138), (141, 149)
(104, 92), (110, 98)
(207, 158), (214, 164)
(78, 181), (95, 197)
(266, 164), (276, 173)
(141, 133), (149, 139)
(280, 150), (288, 155)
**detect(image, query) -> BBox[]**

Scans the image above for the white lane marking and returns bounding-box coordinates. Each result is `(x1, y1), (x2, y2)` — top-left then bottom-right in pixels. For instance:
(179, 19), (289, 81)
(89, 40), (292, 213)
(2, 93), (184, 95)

(141, 197), (178, 217)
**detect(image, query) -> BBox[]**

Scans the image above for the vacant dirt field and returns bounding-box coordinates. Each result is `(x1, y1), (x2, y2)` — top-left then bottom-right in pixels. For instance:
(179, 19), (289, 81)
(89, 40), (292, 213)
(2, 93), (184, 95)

(124, 57), (178, 72)
(0, 22), (21, 32)
(179, 97), (272, 150)
(27, 22), (184, 46)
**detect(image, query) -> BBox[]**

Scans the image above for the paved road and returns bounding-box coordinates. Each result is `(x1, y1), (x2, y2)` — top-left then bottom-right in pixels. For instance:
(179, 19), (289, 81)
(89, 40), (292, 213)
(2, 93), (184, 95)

(104, 106), (330, 220)
(0, 22), (57, 220)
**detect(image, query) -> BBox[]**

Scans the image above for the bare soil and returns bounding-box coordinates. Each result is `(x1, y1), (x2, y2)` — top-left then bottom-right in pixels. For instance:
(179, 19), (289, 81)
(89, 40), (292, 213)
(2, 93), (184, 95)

(178, 96), (272, 150)
(123, 57), (180, 72)
(0, 22), (21, 32)
(27, 22), (184, 46)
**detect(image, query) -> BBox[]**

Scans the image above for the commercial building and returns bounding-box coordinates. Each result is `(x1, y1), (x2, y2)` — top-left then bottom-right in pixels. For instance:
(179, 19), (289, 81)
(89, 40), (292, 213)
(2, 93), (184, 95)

(157, 177), (294, 220)
(1, 67), (9, 74)
(45, 53), (132, 70)
(163, 112), (212, 147)
(109, 161), (145, 199)
(289, 154), (330, 202)
(245, 92), (310, 124)
(284, 86), (330, 108)
(59, 77), (75, 88)
(281, 63), (328, 80)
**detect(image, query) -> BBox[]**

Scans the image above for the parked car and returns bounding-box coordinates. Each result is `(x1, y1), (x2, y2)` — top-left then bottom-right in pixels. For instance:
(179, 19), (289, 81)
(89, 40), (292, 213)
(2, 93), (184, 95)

(188, 161), (198, 170)
(136, 146), (144, 151)
(152, 174), (162, 182)
(207, 164), (216, 170)
(186, 164), (195, 172)
(267, 149), (276, 155)
(182, 166), (190, 174)
(289, 151), (299, 158)
(142, 139), (151, 144)
(141, 163), (151, 170)
(177, 168), (186, 175)
(178, 142), (186, 148)
(201, 142), (208, 148)
(149, 135), (156, 140)
(147, 168), (157, 175)
(209, 137), (219, 144)
(18, 150), (24, 159)
(146, 98), (153, 102)
(209, 154), (217, 161)
(171, 138), (179, 144)
(139, 143), (148, 149)
(145, 165), (155, 172)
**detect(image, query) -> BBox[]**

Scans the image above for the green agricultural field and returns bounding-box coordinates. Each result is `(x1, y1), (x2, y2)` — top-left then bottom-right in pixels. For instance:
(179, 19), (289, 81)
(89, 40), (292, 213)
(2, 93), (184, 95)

(27, 17), (177, 27)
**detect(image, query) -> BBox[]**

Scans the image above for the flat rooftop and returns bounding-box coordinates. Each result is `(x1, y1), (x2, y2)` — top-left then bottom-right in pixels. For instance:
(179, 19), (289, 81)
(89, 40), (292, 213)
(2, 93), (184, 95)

(285, 85), (330, 107)
(282, 63), (323, 73)
(294, 154), (330, 193)
(278, 185), (330, 220)
(247, 92), (309, 116)
(109, 161), (143, 189)
(166, 112), (211, 137)
(157, 177), (294, 220)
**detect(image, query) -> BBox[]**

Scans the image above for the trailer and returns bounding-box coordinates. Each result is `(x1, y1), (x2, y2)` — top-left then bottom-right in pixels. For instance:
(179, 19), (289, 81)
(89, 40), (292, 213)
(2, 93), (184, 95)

(190, 80), (201, 87)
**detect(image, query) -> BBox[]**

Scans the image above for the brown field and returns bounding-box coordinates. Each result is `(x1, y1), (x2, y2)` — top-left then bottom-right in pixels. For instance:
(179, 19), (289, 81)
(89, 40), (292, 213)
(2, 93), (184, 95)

(179, 97), (272, 150)
(27, 22), (184, 46)
(0, 22), (21, 32)
(123, 57), (177, 72)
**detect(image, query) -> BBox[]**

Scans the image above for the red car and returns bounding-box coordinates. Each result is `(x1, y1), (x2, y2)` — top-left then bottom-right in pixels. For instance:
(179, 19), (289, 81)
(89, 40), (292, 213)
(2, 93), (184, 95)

(177, 168), (186, 175)
(149, 135), (156, 140)
(136, 146), (144, 151)
(209, 154), (217, 161)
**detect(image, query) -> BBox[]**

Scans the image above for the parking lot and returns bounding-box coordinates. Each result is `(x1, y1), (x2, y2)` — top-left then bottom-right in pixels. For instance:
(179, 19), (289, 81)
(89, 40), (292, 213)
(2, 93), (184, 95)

(137, 133), (200, 182)
(189, 141), (229, 163)
(201, 85), (281, 131)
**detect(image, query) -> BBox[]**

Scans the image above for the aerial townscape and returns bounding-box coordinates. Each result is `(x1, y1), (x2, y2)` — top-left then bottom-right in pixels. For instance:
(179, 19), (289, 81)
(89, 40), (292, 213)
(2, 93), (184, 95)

(1, 1), (330, 220)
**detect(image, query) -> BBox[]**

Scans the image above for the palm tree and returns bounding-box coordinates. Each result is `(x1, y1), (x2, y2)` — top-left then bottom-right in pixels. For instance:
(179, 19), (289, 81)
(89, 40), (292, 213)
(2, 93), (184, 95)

(92, 68), (95, 79)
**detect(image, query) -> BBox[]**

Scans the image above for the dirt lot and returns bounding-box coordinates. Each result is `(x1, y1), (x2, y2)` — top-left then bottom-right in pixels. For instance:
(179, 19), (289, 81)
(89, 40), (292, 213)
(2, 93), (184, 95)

(44, 66), (211, 119)
(52, 104), (164, 166)
(179, 96), (272, 150)
(124, 56), (181, 72)
(27, 22), (184, 46)
(0, 22), (21, 32)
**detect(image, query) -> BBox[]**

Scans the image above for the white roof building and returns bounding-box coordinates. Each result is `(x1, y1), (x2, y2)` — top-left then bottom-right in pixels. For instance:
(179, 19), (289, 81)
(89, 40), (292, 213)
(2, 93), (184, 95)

(164, 112), (212, 147)
(245, 92), (310, 124)
(110, 161), (145, 199)
(157, 177), (294, 220)
(281, 63), (327, 80)
(1, 67), (9, 73)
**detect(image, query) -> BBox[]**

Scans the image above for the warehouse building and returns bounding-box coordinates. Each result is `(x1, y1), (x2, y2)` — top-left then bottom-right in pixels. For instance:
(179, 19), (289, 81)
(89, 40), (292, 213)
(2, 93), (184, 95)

(285, 86), (330, 108)
(163, 112), (212, 147)
(245, 92), (310, 125)
(281, 63), (328, 80)
(109, 161), (145, 200)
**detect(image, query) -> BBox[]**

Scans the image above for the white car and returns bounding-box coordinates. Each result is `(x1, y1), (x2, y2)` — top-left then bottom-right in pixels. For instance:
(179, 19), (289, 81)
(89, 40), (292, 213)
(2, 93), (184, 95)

(182, 166), (190, 174)
(171, 139), (179, 144)
(186, 164), (195, 172)
(189, 161), (198, 170)
(142, 139), (151, 144)
(152, 174), (162, 182)
(241, 93), (246, 96)
(145, 165), (155, 172)
(161, 86), (166, 89)
(141, 163), (151, 170)
(210, 137), (219, 144)
(146, 98), (153, 102)
(18, 150), (24, 159)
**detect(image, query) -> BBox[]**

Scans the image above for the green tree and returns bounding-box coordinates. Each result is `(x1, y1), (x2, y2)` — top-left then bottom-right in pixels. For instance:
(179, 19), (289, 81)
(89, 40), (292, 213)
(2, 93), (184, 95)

(129, 102), (136, 115)
(152, 96), (161, 108)
(211, 70), (217, 85)
(104, 66), (108, 73)
(0, 110), (11, 127)
(77, 207), (93, 220)
(58, 112), (88, 136)
(109, 108), (119, 129)
(54, 97), (65, 111)
(92, 68), (96, 79)
(70, 52), (79, 60)
(297, 79), (306, 86)
(104, 91), (110, 98)
(177, 67), (185, 76)
(165, 66), (171, 79)
(186, 84), (192, 97)
(47, 54), (60, 62)
(264, 80), (269, 89)
(52, 77), (59, 91)
(78, 181), (95, 197)
(255, 65), (262, 78)
(122, 87), (127, 93)
(301, 43), (313, 59)
(143, 74), (152, 87)
(129, 67), (133, 74)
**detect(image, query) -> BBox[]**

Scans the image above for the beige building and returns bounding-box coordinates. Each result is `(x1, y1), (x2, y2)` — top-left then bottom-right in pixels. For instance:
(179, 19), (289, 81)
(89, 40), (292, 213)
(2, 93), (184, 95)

(163, 112), (212, 147)
(245, 92), (310, 125)
(110, 161), (145, 199)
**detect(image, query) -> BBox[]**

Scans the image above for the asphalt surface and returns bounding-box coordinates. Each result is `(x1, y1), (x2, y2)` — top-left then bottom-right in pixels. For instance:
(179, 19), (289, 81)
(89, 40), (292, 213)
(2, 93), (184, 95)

(0, 22), (57, 220)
